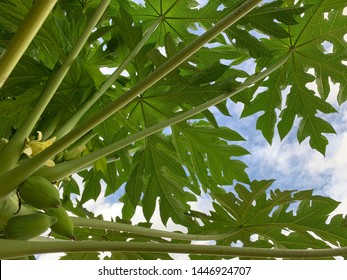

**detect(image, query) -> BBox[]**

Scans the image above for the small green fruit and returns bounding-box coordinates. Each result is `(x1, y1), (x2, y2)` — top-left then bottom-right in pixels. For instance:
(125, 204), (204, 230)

(19, 176), (61, 210)
(6, 213), (57, 240)
(45, 207), (75, 240)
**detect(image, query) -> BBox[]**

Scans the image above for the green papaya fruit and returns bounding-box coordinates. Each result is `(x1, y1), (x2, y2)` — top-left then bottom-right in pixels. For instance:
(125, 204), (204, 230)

(45, 207), (75, 240)
(19, 176), (61, 210)
(6, 213), (57, 240)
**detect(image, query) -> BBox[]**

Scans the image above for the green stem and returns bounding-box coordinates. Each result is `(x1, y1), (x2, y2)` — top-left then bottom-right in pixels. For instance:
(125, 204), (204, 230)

(41, 110), (65, 141)
(53, 16), (163, 140)
(1, 239), (346, 259)
(35, 145), (142, 177)
(0, 0), (57, 88)
(64, 130), (96, 151)
(33, 50), (293, 182)
(71, 217), (231, 241)
(0, 0), (262, 196)
(0, 0), (111, 174)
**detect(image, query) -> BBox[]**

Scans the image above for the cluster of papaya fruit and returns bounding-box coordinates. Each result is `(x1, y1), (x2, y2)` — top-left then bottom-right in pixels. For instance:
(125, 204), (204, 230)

(5, 176), (75, 240)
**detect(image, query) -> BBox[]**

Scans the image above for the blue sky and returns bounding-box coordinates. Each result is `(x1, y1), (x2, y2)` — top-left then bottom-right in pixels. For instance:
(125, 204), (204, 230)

(221, 83), (347, 214)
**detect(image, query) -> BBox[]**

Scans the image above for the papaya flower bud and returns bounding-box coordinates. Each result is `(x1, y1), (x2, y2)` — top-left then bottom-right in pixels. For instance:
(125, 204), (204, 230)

(0, 138), (9, 152)
(22, 131), (56, 167)
(63, 145), (85, 161)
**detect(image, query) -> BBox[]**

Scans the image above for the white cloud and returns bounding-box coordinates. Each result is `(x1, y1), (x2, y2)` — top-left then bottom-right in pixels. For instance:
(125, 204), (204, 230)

(188, 191), (214, 214)
(239, 109), (347, 211)
(311, 132), (347, 215)
(36, 252), (66, 260)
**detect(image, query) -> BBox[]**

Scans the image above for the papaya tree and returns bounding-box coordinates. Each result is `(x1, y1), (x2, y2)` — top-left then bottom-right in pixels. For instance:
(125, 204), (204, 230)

(0, 0), (347, 260)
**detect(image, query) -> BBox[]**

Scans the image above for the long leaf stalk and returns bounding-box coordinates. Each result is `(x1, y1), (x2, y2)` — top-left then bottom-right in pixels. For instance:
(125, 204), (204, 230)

(34, 50), (293, 182)
(0, 0), (111, 174)
(53, 16), (164, 140)
(71, 217), (232, 241)
(64, 130), (97, 152)
(0, 0), (57, 88)
(37, 146), (143, 177)
(0, 0), (263, 197)
(1, 239), (347, 260)
(41, 110), (65, 140)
